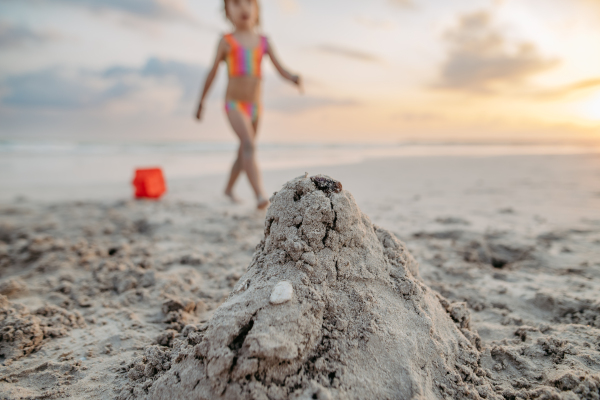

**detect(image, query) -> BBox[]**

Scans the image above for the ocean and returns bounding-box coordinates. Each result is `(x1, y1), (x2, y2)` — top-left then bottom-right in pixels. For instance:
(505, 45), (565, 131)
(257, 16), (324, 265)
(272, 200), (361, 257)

(1, 140), (598, 201)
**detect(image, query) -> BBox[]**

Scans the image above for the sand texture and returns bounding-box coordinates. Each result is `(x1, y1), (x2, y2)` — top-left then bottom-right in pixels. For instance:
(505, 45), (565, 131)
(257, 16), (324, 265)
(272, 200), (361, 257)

(0, 199), (263, 399)
(1, 157), (600, 399)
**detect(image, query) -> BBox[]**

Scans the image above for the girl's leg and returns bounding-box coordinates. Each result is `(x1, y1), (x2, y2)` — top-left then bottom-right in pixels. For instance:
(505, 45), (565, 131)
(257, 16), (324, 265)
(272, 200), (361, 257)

(252, 117), (259, 138)
(226, 109), (268, 209)
(224, 115), (260, 202)
(224, 145), (243, 203)
(251, 115), (269, 208)
(251, 115), (268, 208)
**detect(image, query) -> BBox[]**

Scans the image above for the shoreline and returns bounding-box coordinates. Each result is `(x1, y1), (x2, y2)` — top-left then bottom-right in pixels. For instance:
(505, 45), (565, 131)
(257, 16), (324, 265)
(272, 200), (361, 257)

(2, 151), (600, 204)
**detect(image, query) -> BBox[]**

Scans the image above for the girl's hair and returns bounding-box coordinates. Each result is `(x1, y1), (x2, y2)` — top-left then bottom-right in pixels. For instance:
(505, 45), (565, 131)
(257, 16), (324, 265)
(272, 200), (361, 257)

(223, 0), (261, 26)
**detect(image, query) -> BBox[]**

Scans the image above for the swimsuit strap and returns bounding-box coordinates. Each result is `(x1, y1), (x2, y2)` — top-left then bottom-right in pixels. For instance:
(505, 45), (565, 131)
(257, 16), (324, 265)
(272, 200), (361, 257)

(260, 35), (268, 54)
(224, 33), (237, 48)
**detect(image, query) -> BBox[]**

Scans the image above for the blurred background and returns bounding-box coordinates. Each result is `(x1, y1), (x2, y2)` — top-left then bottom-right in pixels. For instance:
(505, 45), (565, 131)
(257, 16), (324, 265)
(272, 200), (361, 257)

(1, 0), (599, 200)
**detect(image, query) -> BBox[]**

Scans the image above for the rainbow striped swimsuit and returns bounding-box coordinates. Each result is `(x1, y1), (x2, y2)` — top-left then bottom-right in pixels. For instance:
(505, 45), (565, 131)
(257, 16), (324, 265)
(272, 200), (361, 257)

(224, 33), (268, 122)
(225, 100), (260, 123)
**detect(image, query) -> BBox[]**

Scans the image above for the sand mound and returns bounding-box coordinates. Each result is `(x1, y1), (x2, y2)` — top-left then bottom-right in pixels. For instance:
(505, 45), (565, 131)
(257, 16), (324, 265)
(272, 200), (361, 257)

(118, 174), (498, 400)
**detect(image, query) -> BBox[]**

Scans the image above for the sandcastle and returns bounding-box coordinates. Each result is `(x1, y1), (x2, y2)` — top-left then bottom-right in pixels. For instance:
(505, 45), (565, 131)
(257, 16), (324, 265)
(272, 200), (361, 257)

(121, 174), (497, 400)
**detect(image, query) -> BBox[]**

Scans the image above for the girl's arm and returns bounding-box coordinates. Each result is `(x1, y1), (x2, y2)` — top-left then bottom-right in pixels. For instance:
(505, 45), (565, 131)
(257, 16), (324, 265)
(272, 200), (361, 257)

(266, 38), (303, 93)
(196, 38), (227, 120)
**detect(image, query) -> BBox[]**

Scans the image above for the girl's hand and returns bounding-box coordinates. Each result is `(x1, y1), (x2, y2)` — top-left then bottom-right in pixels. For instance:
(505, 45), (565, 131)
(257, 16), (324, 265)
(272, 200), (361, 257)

(292, 75), (304, 94)
(195, 103), (203, 120)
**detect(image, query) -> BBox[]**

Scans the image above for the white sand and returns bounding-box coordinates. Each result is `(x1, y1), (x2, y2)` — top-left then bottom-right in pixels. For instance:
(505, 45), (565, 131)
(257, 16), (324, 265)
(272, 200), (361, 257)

(1, 153), (599, 399)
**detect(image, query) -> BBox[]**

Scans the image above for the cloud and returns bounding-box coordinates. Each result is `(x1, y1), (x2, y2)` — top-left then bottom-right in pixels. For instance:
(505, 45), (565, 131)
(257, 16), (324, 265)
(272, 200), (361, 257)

(0, 21), (60, 49)
(105, 58), (205, 100)
(314, 44), (381, 63)
(578, 0), (600, 11)
(1, 69), (134, 108)
(1, 58), (206, 109)
(354, 17), (395, 31)
(396, 112), (445, 122)
(264, 95), (358, 113)
(533, 77), (600, 99)
(553, 77), (600, 94)
(25, 0), (193, 22)
(0, 57), (353, 115)
(276, 0), (300, 13)
(388, 0), (415, 9)
(435, 11), (559, 92)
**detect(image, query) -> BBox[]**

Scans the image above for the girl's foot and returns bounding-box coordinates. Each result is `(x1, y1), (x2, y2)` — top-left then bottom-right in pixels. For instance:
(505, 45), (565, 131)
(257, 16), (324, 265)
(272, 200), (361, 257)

(225, 189), (242, 204)
(257, 197), (270, 210)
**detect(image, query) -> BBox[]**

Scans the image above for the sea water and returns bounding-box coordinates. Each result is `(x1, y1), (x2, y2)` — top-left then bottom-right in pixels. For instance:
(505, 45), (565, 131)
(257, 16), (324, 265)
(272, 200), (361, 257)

(1, 140), (598, 202)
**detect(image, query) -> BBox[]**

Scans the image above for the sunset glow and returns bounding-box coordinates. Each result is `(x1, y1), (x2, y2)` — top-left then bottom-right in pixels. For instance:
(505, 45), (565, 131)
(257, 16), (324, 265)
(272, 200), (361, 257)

(0, 0), (599, 143)
(576, 92), (600, 123)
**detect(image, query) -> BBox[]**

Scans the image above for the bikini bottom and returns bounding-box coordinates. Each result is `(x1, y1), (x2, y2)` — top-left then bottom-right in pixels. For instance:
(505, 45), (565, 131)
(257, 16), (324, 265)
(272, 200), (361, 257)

(225, 100), (261, 123)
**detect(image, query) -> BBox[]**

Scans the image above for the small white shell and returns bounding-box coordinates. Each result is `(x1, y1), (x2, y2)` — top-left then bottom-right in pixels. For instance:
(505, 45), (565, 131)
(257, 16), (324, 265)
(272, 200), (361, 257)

(270, 281), (293, 305)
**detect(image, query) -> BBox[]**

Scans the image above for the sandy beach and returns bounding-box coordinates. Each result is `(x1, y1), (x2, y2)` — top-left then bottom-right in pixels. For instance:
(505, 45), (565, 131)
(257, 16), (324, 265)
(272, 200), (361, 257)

(1, 151), (600, 399)
(4, 0), (600, 397)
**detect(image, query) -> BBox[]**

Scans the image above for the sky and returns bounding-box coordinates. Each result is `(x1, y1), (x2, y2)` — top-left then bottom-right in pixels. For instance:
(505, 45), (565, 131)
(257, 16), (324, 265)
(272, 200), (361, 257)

(0, 0), (599, 144)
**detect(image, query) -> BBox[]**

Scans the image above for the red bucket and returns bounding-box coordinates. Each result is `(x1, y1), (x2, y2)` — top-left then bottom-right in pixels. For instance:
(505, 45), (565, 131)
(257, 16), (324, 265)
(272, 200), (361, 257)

(132, 168), (166, 199)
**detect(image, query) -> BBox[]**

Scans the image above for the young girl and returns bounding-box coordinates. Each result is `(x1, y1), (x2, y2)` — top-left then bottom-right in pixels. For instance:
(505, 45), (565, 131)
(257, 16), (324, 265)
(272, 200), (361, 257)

(195, 0), (302, 210)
